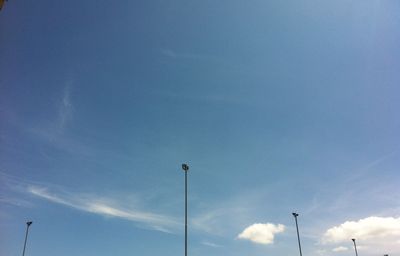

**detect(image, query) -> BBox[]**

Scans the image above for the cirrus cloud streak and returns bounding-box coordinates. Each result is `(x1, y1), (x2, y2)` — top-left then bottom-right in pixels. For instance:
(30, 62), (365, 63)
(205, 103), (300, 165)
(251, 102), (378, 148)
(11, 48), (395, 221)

(28, 186), (179, 233)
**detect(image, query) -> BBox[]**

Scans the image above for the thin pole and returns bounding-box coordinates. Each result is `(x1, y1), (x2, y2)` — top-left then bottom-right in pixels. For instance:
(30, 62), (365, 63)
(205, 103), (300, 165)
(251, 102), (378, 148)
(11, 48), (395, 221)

(22, 221), (32, 256)
(292, 213), (303, 256)
(182, 164), (189, 256)
(185, 169), (187, 256)
(352, 239), (359, 256)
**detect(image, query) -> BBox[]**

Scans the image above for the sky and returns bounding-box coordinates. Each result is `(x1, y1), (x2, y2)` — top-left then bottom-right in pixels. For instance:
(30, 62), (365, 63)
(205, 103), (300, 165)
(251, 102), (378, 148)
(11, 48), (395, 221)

(1, 0), (400, 256)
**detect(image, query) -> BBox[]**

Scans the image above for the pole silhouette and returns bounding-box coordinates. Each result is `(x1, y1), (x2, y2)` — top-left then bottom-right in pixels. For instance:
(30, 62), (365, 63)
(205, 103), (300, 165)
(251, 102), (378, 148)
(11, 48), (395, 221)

(352, 239), (359, 256)
(182, 164), (189, 256)
(22, 221), (33, 256)
(292, 213), (303, 256)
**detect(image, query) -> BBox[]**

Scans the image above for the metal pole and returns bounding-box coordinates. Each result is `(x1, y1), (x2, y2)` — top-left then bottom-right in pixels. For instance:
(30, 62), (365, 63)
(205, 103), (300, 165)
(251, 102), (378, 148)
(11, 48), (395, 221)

(352, 239), (359, 256)
(292, 213), (303, 256)
(185, 169), (187, 256)
(22, 221), (33, 256)
(182, 164), (189, 256)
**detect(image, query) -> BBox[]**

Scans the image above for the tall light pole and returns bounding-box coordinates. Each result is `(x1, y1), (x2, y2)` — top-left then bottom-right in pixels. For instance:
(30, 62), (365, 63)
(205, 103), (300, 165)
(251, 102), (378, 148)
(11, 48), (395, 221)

(182, 164), (189, 256)
(292, 213), (303, 256)
(352, 238), (359, 256)
(22, 221), (33, 256)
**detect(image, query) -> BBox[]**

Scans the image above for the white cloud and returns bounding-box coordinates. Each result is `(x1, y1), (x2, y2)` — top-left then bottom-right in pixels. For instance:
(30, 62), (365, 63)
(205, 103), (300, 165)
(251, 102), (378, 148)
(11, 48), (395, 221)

(28, 186), (178, 233)
(322, 216), (400, 244)
(58, 85), (73, 131)
(201, 241), (222, 248)
(332, 246), (348, 252)
(237, 223), (285, 245)
(315, 249), (327, 256)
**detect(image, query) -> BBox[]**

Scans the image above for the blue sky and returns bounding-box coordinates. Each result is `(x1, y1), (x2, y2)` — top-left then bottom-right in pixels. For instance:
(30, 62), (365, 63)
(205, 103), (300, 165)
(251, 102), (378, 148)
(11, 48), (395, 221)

(1, 0), (400, 256)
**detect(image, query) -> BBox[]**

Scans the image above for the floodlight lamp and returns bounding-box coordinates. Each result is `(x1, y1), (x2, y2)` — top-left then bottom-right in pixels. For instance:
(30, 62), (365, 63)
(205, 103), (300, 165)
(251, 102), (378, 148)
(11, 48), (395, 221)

(27, 221), (33, 226)
(182, 164), (189, 171)
(292, 212), (299, 217)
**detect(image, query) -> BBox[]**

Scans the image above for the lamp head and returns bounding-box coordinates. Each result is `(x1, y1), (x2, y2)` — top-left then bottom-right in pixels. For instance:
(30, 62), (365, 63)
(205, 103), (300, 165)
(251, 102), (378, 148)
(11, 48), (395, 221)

(292, 212), (299, 217)
(182, 164), (189, 171)
(352, 238), (356, 242)
(27, 221), (33, 226)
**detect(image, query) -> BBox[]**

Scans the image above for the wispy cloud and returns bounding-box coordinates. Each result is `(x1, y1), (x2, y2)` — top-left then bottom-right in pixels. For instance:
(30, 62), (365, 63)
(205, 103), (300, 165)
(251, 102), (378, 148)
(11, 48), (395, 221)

(0, 196), (33, 208)
(344, 151), (398, 184)
(315, 249), (328, 256)
(237, 223), (285, 245)
(27, 186), (179, 233)
(57, 84), (73, 132)
(192, 208), (230, 234)
(201, 241), (222, 248)
(160, 49), (217, 61)
(23, 84), (76, 148)
(332, 246), (348, 252)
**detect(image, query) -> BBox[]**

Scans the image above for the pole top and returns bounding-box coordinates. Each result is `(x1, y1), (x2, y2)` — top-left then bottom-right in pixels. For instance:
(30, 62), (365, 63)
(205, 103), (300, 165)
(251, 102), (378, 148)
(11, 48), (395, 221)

(182, 164), (189, 171)
(27, 221), (33, 226)
(292, 212), (299, 217)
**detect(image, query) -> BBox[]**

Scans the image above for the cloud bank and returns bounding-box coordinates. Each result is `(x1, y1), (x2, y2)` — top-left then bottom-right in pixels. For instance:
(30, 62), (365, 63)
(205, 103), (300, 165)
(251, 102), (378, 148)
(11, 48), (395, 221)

(238, 223), (285, 245)
(323, 216), (400, 244)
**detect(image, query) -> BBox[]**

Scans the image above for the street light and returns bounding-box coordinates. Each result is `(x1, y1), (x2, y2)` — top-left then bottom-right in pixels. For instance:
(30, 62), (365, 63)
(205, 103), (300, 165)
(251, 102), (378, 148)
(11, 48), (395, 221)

(182, 164), (189, 256)
(352, 238), (359, 256)
(292, 212), (303, 256)
(22, 221), (33, 256)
